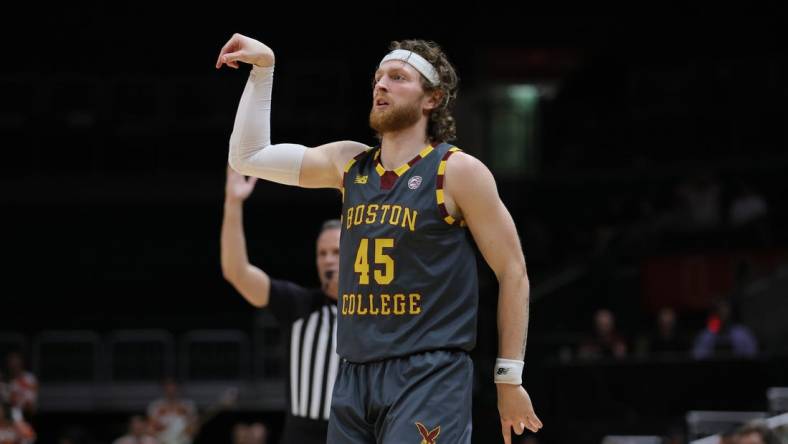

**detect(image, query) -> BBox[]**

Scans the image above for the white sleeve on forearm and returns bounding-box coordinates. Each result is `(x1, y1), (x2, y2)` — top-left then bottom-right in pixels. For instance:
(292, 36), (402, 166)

(228, 65), (306, 186)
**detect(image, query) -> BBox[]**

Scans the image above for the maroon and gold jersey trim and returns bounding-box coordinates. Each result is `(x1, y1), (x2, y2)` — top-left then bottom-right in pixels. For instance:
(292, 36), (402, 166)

(436, 146), (466, 227)
(374, 144), (435, 190)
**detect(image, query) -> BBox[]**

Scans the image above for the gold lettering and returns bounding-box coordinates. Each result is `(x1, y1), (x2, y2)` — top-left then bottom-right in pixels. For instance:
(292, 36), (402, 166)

(367, 294), (379, 315)
(402, 207), (417, 231)
(353, 205), (365, 226)
(409, 293), (421, 314)
(379, 204), (391, 223)
(356, 293), (368, 315)
(348, 204), (421, 231)
(341, 293), (423, 316)
(346, 208), (354, 229)
(380, 294), (391, 315)
(393, 293), (406, 315)
(366, 204), (379, 224)
(389, 205), (402, 226)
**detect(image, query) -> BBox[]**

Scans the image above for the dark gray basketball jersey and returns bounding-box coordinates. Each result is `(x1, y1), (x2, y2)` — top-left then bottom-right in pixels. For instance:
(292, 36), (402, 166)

(337, 142), (479, 362)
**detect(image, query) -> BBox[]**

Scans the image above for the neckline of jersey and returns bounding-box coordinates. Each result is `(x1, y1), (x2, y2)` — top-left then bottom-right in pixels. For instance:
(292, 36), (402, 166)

(373, 144), (435, 178)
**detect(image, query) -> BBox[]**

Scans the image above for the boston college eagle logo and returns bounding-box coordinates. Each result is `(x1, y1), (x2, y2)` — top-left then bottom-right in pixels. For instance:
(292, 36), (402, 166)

(415, 422), (441, 444)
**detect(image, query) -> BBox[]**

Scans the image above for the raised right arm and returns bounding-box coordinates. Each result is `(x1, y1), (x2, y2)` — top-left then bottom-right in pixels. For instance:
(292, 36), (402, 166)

(218, 34), (368, 189)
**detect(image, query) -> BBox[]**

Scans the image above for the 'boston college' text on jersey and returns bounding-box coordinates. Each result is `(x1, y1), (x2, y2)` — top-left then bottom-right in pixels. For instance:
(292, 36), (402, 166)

(338, 143), (479, 362)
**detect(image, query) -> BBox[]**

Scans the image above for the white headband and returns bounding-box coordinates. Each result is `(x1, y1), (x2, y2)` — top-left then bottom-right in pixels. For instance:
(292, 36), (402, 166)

(379, 49), (440, 86)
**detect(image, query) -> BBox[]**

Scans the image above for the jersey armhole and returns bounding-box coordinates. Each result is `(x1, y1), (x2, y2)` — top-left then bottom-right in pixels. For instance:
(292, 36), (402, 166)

(340, 147), (373, 202)
(435, 146), (467, 227)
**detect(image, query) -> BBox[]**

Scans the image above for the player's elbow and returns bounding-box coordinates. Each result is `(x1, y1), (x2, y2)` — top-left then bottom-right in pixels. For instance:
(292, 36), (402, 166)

(227, 154), (241, 175)
(227, 153), (252, 177)
(227, 136), (265, 177)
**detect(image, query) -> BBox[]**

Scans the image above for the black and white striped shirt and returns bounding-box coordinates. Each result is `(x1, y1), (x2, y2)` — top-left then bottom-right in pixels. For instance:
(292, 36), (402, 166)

(268, 279), (338, 421)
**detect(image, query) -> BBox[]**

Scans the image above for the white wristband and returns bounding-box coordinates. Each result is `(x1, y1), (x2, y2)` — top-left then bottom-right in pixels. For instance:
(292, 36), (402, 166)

(494, 358), (523, 385)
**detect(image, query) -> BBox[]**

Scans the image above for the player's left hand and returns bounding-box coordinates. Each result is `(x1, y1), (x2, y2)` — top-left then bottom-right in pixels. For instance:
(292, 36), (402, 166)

(497, 383), (542, 444)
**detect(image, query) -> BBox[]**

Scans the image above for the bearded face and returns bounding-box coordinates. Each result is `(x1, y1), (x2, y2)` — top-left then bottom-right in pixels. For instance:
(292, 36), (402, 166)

(369, 94), (424, 135)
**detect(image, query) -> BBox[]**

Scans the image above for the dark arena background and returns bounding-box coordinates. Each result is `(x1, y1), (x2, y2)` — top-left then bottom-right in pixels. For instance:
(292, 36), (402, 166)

(2, 8), (788, 444)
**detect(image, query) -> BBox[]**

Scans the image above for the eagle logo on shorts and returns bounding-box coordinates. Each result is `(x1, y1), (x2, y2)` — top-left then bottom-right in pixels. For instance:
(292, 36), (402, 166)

(415, 422), (440, 444)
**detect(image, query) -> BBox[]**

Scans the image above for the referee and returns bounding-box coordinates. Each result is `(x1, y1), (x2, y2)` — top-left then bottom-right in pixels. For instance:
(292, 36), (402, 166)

(221, 166), (339, 443)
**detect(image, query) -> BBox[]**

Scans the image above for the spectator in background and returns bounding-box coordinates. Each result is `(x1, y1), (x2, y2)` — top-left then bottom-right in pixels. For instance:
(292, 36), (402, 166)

(147, 379), (197, 444)
(0, 402), (35, 444)
(719, 427), (738, 444)
(578, 309), (628, 360)
(692, 300), (758, 360)
(639, 307), (687, 357)
(4, 352), (37, 420)
(734, 421), (780, 444)
(248, 423), (266, 444)
(233, 423), (251, 444)
(113, 415), (158, 444)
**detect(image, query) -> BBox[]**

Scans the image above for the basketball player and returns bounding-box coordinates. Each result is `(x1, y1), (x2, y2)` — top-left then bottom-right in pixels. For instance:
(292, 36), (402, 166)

(216, 33), (542, 444)
(221, 166), (340, 443)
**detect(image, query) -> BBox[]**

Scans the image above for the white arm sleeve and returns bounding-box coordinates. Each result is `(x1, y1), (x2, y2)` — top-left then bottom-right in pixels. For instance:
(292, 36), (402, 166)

(228, 65), (307, 186)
